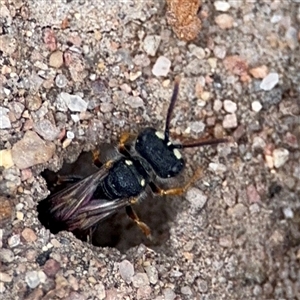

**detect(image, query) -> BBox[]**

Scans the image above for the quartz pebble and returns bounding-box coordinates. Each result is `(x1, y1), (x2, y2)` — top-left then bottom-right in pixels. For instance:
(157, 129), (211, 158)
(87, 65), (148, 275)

(283, 207), (293, 219)
(124, 96), (144, 108)
(186, 187), (208, 210)
(273, 148), (289, 168)
(223, 100), (237, 113)
(0, 107), (11, 129)
(222, 113), (237, 128)
(143, 35), (161, 56)
(132, 272), (149, 288)
(152, 56), (171, 77)
(215, 14), (234, 29)
(260, 73), (279, 91)
(58, 92), (88, 112)
(119, 260), (134, 283)
(214, 1), (231, 12)
(251, 101), (262, 112)
(0, 248), (14, 263)
(25, 271), (40, 289)
(55, 74), (68, 88)
(33, 119), (60, 141)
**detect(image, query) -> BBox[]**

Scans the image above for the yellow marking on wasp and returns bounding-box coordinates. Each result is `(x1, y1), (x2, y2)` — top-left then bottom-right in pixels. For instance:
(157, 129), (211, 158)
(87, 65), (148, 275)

(155, 131), (165, 140)
(125, 160), (133, 166)
(173, 148), (182, 159)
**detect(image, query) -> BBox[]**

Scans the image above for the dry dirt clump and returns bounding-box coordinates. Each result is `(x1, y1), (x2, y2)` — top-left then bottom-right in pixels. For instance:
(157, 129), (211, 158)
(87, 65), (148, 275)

(166, 0), (202, 41)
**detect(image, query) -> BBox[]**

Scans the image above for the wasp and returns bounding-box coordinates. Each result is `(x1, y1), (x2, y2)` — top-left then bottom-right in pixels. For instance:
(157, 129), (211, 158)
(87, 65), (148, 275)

(37, 77), (227, 240)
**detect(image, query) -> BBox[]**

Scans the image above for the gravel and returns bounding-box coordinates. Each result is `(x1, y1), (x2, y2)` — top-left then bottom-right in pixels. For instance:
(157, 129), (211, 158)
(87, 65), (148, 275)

(1, 0), (299, 299)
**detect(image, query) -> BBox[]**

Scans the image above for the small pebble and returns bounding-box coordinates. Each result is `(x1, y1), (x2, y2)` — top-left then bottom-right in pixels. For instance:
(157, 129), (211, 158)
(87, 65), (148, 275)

(223, 100), (237, 113)
(132, 272), (149, 288)
(163, 288), (176, 300)
(21, 228), (37, 243)
(137, 286), (152, 299)
(215, 14), (234, 29)
(214, 1), (231, 12)
(0, 107), (11, 129)
(189, 44), (206, 60)
(222, 113), (238, 128)
(197, 278), (209, 293)
(0, 149), (14, 169)
(8, 234), (20, 247)
(152, 56), (171, 77)
(0, 248), (14, 263)
(285, 26), (298, 50)
(25, 271), (40, 289)
(0, 272), (12, 283)
(33, 119), (60, 141)
(213, 99), (223, 111)
(43, 259), (61, 277)
(58, 92), (88, 112)
(143, 35), (161, 56)
(186, 187), (208, 210)
(219, 235), (233, 248)
(246, 184), (261, 203)
(251, 101), (263, 112)
(260, 72), (279, 91)
(213, 45), (227, 59)
(190, 121), (205, 133)
(249, 65), (268, 79)
(209, 162), (227, 173)
(181, 286), (193, 295)
(124, 96), (144, 108)
(11, 131), (55, 169)
(227, 203), (247, 219)
(119, 260), (134, 283)
(144, 265), (158, 284)
(283, 207), (294, 219)
(272, 148), (289, 168)
(49, 50), (64, 68)
(66, 131), (75, 139)
(55, 74), (68, 88)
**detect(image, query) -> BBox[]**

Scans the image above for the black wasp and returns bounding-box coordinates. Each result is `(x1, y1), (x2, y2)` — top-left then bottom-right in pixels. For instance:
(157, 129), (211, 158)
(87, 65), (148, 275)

(37, 77), (227, 240)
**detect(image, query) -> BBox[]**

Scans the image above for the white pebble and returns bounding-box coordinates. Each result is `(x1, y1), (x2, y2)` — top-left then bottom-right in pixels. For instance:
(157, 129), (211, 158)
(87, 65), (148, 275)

(0, 107), (11, 129)
(66, 131), (75, 139)
(152, 56), (171, 77)
(186, 187), (208, 210)
(223, 100), (237, 113)
(273, 148), (289, 168)
(260, 72), (279, 91)
(71, 114), (80, 123)
(143, 35), (161, 56)
(59, 92), (88, 112)
(283, 207), (294, 219)
(214, 1), (231, 12)
(251, 101), (262, 112)
(222, 113), (238, 128)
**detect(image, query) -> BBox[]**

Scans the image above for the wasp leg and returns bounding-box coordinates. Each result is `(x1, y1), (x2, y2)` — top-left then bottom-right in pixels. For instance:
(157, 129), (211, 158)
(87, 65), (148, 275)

(56, 174), (83, 184)
(126, 205), (152, 239)
(150, 168), (203, 196)
(118, 132), (137, 152)
(92, 149), (103, 168)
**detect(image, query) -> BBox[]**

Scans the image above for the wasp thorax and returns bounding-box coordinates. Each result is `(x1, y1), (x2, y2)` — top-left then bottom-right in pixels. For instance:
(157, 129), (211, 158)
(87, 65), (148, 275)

(135, 127), (185, 178)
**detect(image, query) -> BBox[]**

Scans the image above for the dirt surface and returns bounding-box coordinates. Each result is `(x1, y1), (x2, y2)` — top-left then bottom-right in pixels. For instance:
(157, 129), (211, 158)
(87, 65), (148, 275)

(0, 0), (300, 299)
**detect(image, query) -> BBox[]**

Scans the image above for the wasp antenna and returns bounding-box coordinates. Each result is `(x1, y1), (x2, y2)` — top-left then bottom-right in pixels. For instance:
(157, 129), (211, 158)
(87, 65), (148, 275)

(173, 138), (228, 149)
(164, 77), (181, 141)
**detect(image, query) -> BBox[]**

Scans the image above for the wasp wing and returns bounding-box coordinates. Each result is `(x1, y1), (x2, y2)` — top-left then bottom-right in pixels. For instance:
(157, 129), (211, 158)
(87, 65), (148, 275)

(37, 164), (130, 234)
